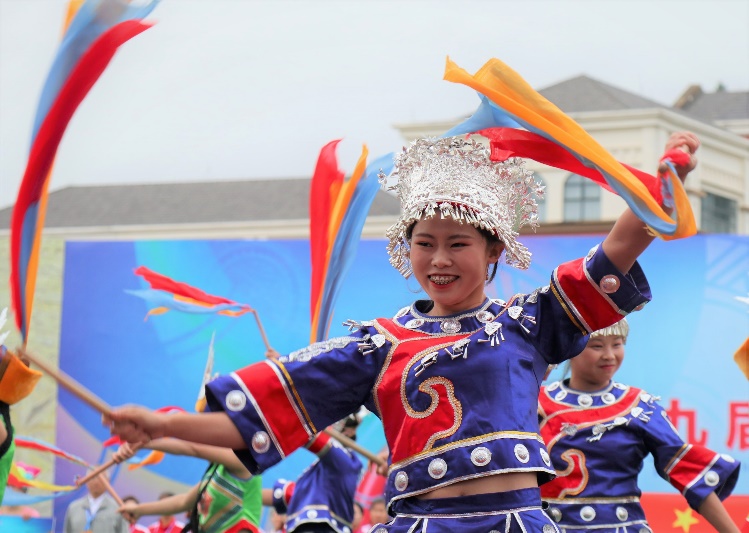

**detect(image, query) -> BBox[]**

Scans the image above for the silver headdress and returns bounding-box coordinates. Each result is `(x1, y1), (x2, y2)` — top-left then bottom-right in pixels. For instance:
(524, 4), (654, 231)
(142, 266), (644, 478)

(590, 318), (629, 340)
(380, 136), (543, 277)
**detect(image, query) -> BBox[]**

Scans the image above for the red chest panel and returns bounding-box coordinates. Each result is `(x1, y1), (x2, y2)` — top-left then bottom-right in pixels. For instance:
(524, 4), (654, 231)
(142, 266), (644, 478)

(374, 319), (469, 463)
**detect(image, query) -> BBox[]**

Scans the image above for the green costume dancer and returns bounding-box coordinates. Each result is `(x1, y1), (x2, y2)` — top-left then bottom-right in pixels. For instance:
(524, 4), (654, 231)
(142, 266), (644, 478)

(195, 463), (262, 533)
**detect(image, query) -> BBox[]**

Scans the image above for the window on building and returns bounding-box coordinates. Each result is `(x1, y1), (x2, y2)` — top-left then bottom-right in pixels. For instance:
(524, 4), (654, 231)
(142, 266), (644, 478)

(533, 173), (546, 222)
(563, 174), (600, 221)
(701, 192), (737, 233)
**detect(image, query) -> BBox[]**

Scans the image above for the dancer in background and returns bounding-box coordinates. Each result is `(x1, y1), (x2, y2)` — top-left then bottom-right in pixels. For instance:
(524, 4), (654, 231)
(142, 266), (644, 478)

(115, 438), (262, 533)
(261, 415), (362, 533)
(539, 319), (740, 533)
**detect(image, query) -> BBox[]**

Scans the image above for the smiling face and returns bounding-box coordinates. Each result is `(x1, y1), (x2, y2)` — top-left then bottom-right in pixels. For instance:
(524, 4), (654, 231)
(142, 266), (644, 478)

(409, 216), (503, 316)
(568, 334), (625, 391)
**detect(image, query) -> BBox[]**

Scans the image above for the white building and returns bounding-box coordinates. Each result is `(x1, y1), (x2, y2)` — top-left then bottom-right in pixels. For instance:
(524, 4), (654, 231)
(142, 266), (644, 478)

(396, 76), (749, 236)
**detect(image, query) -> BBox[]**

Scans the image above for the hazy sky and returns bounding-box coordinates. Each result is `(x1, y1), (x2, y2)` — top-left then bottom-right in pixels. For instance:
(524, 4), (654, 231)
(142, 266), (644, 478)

(1, 0), (747, 209)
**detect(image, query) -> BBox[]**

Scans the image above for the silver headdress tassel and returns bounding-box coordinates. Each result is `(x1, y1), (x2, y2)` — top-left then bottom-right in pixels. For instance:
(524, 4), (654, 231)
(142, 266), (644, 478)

(380, 136), (543, 277)
(590, 318), (629, 341)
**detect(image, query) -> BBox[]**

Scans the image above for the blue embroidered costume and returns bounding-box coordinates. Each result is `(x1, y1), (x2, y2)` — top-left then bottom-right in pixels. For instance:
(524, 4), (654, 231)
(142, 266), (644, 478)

(206, 244), (650, 532)
(271, 432), (362, 533)
(539, 380), (740, 532)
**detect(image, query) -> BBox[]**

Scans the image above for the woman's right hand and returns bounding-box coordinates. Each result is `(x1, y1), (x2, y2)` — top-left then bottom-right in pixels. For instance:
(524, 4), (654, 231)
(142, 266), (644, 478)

(104, 405), (164, 445)
(118, 501), (140, 523)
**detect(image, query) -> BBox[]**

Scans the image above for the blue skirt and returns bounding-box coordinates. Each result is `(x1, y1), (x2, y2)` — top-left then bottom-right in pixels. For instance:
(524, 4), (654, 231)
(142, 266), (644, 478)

(369, 487), (559, 533)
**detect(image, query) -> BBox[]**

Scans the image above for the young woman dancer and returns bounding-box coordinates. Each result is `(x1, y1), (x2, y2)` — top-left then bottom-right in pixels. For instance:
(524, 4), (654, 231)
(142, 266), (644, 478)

(107, 131), (699, 532)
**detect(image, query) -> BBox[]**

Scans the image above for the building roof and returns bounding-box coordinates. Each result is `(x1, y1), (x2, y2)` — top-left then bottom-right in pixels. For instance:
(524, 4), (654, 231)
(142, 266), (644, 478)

(0, 178), (401, 229)
(539, 75), (748, 127)
(538, 75), (667, 113)
(673, 86), (749, 122)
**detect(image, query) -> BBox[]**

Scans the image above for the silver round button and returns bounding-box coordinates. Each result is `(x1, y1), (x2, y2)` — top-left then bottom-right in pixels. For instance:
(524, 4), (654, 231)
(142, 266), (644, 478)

(428, 458), (448, 479)
(548, 507), (562, 522)
(514, 444), (530, 463)
(554, 390), (568, 401)
(577, 394), (593, 407)
(705, 470), (720, 486)
(251, 431), (271, 453)
(405, 319), (424, 329)
(395, 306), (410, 318)
(394, 471), (408, 491)
(470, 446), (492, 467)
(542, 525), (555, 533)
(273, 488), (283, 499)
(602, 393), (615, 405)
(547, 381), (560, 391)
(539, 448), (551, 467)
(600, 275), (620, 293)
(580, 506), (596, 521)
(306, 510), (318, 519)
(440, 319), (462, 333)
(226, 390), (247, 411)
(476, 310), (495, 323)
(616, 506), (628, 521)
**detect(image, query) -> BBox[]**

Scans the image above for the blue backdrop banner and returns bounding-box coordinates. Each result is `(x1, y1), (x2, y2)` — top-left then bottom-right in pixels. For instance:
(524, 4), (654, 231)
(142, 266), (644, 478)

(54, 235), (748, 524)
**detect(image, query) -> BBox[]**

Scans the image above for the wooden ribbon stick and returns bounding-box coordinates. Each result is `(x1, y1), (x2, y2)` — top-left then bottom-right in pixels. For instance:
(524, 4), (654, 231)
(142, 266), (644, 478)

(74, 443), (143, 487)
(14, 348), (130, 488)
(324, 428), (387, 468)
(19, 349), (112, 416)
(251, 309), (272, 352)
(98, 471), (124, 507)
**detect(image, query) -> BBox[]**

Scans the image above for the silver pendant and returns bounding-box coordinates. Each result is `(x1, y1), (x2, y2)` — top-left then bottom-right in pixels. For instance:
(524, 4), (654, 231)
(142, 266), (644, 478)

(405, 318), (425, 329)
(440, 319), (461, 334)
(476, 310), (495, 323)
(508, 306), (523, 319)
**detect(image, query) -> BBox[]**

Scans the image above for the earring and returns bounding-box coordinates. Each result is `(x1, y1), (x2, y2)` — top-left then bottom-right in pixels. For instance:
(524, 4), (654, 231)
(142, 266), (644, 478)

(406, 275), (424, 294)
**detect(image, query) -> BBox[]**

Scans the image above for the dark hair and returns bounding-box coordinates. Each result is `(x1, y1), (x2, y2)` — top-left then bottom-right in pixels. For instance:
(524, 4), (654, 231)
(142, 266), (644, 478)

(122, 495), (139, 504)
(354, 501), (364, 513)
(158, 491), (175, 500)
(370, 497), (386, 509)
(405, 220), (503, 283)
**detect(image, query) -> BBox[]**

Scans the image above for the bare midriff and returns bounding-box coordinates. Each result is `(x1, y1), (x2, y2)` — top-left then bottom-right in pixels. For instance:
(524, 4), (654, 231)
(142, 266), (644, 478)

(417, 472), (538, 499)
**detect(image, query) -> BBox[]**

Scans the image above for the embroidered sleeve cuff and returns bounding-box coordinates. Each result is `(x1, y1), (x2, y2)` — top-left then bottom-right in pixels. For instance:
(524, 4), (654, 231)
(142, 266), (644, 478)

(271, 479), (295, 514)
(683, 453), (741, 510)
(552, 243), (652, 333)
(666, 445), (741, 510)
(205, 365), (310, 474)
(306, 432), (332, 456)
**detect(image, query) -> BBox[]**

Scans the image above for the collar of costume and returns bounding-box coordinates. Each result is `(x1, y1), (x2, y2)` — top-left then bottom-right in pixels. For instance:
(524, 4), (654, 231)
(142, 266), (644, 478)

(544, 379), (630, 408)
(392, 297), (506, 335)
(380, 136), (543, 277)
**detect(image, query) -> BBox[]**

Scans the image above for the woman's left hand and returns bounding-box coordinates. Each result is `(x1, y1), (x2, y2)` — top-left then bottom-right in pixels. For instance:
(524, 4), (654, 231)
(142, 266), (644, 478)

(659, 131), (700, 181)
